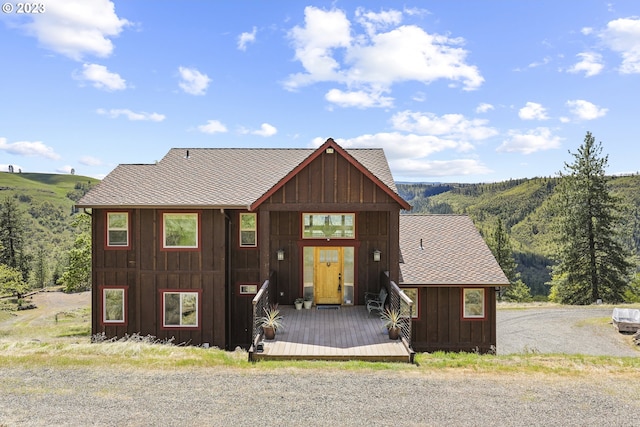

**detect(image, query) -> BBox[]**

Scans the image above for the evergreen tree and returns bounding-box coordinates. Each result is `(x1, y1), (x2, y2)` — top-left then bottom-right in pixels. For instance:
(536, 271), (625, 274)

(549, 132), (633, 304)
(58, 214), (91, 293)
(30, 246), (49, 289)
(488, 218), (532, 302)
(0, 196), (30, 281)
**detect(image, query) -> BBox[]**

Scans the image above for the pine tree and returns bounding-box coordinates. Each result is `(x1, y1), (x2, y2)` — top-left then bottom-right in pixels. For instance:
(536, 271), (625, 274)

(488, 218), (532, 302)
(549, 132), (633, 304)
(0, 196), (30, 281)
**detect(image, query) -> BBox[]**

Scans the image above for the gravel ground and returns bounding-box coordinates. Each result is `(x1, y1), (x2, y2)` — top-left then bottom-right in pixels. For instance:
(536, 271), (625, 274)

(1, 367), (639, 426)
(497, 304), (640, 357)
(1, 294), (639, 426)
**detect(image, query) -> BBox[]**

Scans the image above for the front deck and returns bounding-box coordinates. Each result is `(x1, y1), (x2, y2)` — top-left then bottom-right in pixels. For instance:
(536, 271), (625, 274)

(250, 305), (413, 362)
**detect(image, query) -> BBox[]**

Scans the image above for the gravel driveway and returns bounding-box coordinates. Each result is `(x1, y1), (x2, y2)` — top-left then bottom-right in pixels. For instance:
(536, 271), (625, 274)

(497, 304), (639, 357)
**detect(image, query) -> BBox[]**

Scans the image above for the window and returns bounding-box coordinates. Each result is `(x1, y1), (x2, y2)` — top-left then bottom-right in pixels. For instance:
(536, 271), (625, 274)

(239, 213), (257, 247)
(162, 212), (200, 249)
(402, 287), (419, 319)
(106, 212), (129, 248)
(302, 213), (355, 239)
(100, 286), (127, 325)
(238, 283), (258, 295)
(162, 290), (201, 328)
(462, 288), (486, 319)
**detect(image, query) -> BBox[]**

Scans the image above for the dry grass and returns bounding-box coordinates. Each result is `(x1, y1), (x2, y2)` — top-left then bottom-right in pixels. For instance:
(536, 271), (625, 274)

(2, 292), (639, 377)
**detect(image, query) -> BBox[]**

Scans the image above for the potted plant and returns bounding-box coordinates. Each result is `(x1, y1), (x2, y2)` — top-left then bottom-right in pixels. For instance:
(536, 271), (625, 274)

(380, 307), (403, 340)
(294, 298), (304, 310)
(256, 305), (283, 340)
(303, 296), (313, 309)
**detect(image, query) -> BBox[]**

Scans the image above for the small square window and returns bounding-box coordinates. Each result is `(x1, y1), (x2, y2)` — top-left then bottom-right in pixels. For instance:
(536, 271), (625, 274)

(462, 288), (486, 319)
(162, 291), (200, 328)
(101, 286), (127, 325)
(106, 212), (129, 248)
(162, 212), (199, 249)
(239, 213), (257, 247)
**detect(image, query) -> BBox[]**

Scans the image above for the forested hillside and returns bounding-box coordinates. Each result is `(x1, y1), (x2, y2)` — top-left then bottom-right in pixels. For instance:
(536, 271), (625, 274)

(398, 175), (640, 296)
(0, 171), (98, 287)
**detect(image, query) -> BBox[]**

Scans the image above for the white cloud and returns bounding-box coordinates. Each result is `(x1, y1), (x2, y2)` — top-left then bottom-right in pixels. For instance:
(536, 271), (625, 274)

(22, 0), (129, 60)
(0, 137), (61, 160)
(238, 27), (257, 51)
(390, 158), (492, 178)
(476, 103), (494, 113)
(325, 88), (393, 108)
(566, 99), (608, 120)
(355, 7), (403, 37)
(518, 102), (549, 120)
(197, 120), (228, 134)
(79, 156), (102, 166)
(76, 63), (126, 91)
(178, 66), (211, 95)
(286, 6), (483, 107)
(497, 128), (562, 154)
(391, 110), (498, 142)
(599, 17), (640, 73)
(567, 52), (604, 77)
(240, 123), (278, 137)
(581, 27), (594, 36)
(97, 108), (165, 121)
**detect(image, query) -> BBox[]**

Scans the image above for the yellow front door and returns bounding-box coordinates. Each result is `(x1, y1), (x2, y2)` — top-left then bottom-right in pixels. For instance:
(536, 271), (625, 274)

(315, 247), (342, 304)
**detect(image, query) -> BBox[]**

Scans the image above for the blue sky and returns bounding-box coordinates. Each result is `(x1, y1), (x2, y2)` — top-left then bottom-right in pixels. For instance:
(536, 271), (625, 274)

(1, 1), (639, 182)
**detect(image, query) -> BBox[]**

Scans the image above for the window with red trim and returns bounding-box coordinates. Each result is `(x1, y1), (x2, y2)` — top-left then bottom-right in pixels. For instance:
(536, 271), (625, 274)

(106, 212), (130, 249)
(161, 212), (200, 250)
(462, 288), (486, 320)
(161, 290), (201, 329)
(100, 286), (127, 325)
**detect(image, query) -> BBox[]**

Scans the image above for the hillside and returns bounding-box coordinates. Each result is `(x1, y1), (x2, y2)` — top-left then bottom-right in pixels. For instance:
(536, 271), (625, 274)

(0, 171), (99, 286)
(398, 175), (640, 296)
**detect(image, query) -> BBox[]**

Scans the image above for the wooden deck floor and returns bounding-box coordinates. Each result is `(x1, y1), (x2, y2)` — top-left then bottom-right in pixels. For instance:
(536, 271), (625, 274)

(250, 305), (413, 362)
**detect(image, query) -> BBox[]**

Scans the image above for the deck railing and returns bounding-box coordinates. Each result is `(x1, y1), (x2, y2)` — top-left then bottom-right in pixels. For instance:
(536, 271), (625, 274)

(251, 279), (270, 348)
(382, 271), (413, 352)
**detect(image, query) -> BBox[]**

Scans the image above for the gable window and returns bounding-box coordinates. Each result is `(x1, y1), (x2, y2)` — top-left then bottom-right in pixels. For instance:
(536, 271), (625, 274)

(162, 212), (200, 250)
(239, 213), (257, 247)
(161, 290), (201, 328)
(462, 288), (486, 320)
(302, 213), (355, 239)
(100, 286), (127, 325)
(106, 212), (129, 248)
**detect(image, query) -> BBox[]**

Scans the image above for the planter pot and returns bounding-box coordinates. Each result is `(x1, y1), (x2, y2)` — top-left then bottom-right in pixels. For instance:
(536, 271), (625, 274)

(263, 326), (276, 340)
(388, 327), (400, 340)
(303, 300), (313, 309)
(294, 301), (303, 310)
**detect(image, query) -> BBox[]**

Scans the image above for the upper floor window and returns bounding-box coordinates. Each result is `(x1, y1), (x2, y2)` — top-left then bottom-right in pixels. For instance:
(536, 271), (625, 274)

(239, 213), (257, 247)
(106, 212), (129, 248)
(302, 213), (355, 239)
(162, 212), (200, 250)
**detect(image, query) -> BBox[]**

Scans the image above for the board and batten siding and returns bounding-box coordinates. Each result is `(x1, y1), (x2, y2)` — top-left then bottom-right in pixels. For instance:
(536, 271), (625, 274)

(411, 286), (497, 354)
(91, 208), (227, 348)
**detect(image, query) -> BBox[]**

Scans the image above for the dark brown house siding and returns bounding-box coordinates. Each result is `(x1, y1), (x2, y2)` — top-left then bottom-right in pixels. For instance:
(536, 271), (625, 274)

(411, 286), (497, 354)
(91, 208), (227, 348)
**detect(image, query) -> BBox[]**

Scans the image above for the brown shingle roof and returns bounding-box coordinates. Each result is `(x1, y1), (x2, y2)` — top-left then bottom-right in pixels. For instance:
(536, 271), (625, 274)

(77, 146), (401, 208)
(399, 214), (509, 286)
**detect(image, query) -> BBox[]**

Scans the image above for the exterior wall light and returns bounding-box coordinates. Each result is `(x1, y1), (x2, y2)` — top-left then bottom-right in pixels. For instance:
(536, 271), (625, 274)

(277, 249), (285, 261)
(373, 249), (381, 262)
